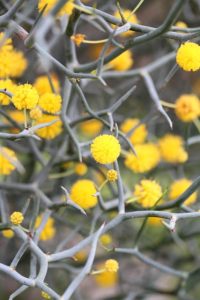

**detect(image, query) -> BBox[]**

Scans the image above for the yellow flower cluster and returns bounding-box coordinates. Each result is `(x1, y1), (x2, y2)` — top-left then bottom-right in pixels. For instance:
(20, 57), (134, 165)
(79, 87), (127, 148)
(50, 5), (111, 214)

(38, 0), (74, 16)
(35, 114), (62, 140)
(105, 259), (119, 273)
(176, 42), (200, 72)
(125, 143), (160, 173)
(106, 169), (118, 182)
(70, 179), (97, 209)
(11, 84), (39, 110)
(74, 162), (88, 175)
(158, 134), (188, 164)
(35, 215), (56, 241)
(0, 33), (27, 78)
(34, 74), (60, 96)
(10, 211), (24, 225)
(38, 92), (62, 114)
(91, 134), (121, 164)
(175, 21), (188, 28)
(175, 94), (200, 122)
(80, 119), (103, 137)
(2, 229), (14, 238)
(169, 178), (197, 206)
(0, 147), (17, 175)
(108, 50), (133, 71)
(134, 179), (163, 208)
(30, 107), (43, 120)
(113, 9), (139, 37)
(0, 79), (16, 105)
(120, 118), (148, 145)
(100, 234), (113, 246)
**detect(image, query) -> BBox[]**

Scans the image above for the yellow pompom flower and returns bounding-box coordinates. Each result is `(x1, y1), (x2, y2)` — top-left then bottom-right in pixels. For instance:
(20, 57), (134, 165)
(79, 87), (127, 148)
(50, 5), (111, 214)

(41, 291), (51, 299)
(125, 143), (160, 173)
(38, 0), (74, 16)
(80, 119), (103, 137)
(74, 162), (88, 175)
(38, 93), (62, 114)
(100, 234), (113, 246)
(0, 147), (17, 175)
(30, 107), (43, 120)
(175, 94), (200, 122)
(134, 179), (163, 208)
(0, 79), (16, 105)
(94, 265), (118, 287)
(70, 179), (97, 209)
(120, 118), (148, 145)
(35, 114), (62, 140)
(10, 211), (24, 226)
(34, 74), (60, 96)
(107, 169), (118, 182)
(11, 84), (39, 110)
(113, 9), (139, 37)
(91, 134), (121, 164)
(35, 215), (55, 241)
(2, 229), (14, 238)
(175, 21), (188, 28)
(105, 259), (119, 273)
(169, 178), (197, 206)
(74, 250), (87, 262)
(158, 134), (188, 164)
(176, 42), (200, 72)
(108, 50), (133, 71)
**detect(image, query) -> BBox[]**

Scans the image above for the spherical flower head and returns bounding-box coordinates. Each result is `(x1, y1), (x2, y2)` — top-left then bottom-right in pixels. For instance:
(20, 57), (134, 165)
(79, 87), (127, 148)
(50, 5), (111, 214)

(70, 179), (97, 209)
(80, 119), (103, 137)
(41, 291), (51, 299)
(169, 178), (197, 206)
(0, 147), (17, 175)
(91, 134), (121, 164)
(120, 118), (148, 145)
(10, 211), (24, 226)
(35, 114), (62, 140)
(100, 234), (113, 246)
(74, 250), (87, 262)
(35, 215), (55, 241)
(108, 50), (133, 71)
(34, 74), (60, 96)
(74, 162), (88, 176)
(107, 169), (118, 182)
(38, 92), (62, 113)
(158, 134), (188, 164)
(175, 94), (200, 122)
(176, 42), (200, 72)
(30, 107), (43, 120)
(113, 9), (139, 37)
(94, 264), (118, 287)
(11, 84), (39, 110)
(175, 21), (188, 28)
(125, 143), (160, 173)
(2, 229), (14, 238)
(134, 179), (163, 208)
(38, 0), (74, 17)
(0, 79), (16, 105)
(105, 259), (119, 273)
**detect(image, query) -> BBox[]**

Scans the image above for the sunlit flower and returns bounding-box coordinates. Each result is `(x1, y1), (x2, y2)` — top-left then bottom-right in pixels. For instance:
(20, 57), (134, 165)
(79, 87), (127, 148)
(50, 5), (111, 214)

(106, 169), (118, 182)
(91, 134), (121, 164)
(100, 234), (113, 246)
(34, 74), (60, 96)
(158, 134), (188, 164)
(79, 119), (103, 137)
(39, 93), (62, 113)
(10, 211), (24, 225)
(105, 259), (119, 273)
(35, 114), (62, 139)
(0, 79), (16, 105)
(11, 84), (39, 110)
(175, 94), (200, 122)
(38, 0), (74, 16)
(120, 118), (148, 144)
(70, 179), (97, 209)
(74, 162), (88, 176)
(35, 215), (56, 241)
(1, 229), (14, 238)
(125, 143), (160, 173)
(169, 178), (197, 206)
(0, 147), (17, 175)
(176, 42), (200, 72)
(134, 179), (163, 208)
(108, 50), (133, 71)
